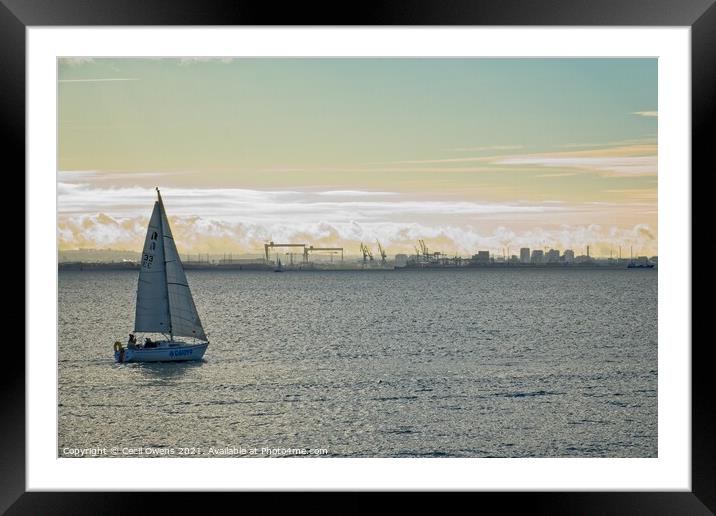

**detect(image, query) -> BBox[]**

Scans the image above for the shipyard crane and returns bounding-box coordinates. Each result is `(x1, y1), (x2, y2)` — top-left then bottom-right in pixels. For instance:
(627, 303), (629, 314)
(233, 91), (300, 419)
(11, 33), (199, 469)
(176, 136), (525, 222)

(418, 239), (429, 257)
(376, 240), (387, 265)
(359, 242), (374, 264)
(264, 241), (307, 262)
(303, 245), (344, 263)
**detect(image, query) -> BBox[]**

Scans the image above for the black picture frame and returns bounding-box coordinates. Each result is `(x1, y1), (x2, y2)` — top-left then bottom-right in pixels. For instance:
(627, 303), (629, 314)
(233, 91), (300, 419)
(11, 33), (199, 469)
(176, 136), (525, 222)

(6, 0), (711, 513)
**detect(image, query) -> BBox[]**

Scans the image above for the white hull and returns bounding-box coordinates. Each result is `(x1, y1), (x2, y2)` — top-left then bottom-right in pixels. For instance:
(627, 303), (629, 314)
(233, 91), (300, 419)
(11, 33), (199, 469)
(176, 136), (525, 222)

(115, 341), (208, 363)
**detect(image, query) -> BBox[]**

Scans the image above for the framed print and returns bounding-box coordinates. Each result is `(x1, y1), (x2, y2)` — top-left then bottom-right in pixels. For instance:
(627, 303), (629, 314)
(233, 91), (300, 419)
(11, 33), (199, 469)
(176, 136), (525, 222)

(7, 0), (713, 513)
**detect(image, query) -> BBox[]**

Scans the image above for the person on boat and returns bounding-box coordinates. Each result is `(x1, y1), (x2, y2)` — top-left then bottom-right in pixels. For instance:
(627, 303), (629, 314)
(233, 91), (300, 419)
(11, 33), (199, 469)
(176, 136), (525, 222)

(127, 333), (137, 349)
(144, 337), (155, 348)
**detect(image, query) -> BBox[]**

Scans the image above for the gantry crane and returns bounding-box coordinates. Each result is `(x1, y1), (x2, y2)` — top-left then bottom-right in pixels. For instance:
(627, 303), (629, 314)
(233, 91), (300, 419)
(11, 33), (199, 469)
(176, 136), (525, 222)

(303, 246), (344, 263)
(264, 241), (306, 262)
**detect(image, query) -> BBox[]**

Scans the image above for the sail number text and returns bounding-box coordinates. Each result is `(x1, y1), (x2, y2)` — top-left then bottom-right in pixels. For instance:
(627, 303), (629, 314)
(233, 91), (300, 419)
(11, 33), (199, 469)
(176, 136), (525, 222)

(142, 253), (154, 269)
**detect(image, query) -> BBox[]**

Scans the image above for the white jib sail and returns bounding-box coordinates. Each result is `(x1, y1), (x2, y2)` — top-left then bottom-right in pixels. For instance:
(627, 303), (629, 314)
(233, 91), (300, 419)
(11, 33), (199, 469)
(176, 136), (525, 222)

(159, 194), (207, 341)
(134, 201), (172, 334)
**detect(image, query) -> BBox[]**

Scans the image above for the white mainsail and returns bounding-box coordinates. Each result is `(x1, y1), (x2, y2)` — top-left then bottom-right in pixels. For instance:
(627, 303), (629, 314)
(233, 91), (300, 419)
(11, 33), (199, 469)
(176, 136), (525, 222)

(134, 190), (207, 341)
(134, 200), (171, 334)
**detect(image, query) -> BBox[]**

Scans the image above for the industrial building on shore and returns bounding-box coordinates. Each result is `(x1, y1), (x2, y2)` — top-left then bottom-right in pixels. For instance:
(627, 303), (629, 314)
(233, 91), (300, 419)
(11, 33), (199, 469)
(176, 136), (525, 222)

(59, 240), (657, 271)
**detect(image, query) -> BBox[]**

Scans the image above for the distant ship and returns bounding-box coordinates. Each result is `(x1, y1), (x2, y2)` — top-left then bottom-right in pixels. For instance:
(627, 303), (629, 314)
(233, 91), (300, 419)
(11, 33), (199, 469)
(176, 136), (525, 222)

(627, 262), (655, 269)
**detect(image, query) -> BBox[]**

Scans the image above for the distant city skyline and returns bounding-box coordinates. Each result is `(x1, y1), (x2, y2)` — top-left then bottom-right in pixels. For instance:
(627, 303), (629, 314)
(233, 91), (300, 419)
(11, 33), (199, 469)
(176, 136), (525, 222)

(58, 58), (657, 256)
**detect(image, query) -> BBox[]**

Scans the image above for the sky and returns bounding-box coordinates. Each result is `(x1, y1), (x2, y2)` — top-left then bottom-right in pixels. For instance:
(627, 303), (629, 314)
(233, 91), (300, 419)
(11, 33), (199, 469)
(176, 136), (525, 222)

(58, 58), (657, 257)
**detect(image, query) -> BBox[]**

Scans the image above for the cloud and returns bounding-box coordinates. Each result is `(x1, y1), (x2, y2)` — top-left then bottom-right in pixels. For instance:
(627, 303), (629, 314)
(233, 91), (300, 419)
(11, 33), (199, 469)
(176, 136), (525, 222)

(632, 111), (658, 117)
(558, 137), (657, 149)
(314, 190), (398, 197)
(379, 144), (657, 176)
(385, 157), (493, 165)
(492, 145), (657, 177)
(58, 170), (187, 182)
(178, 57), (234, 65)
(57, 183), (656, 256)
(59, 57), (95, 66)
(316, 166), (506, 173)
(535, 173), (578, 178)
(58, 78), (140, 83)
(496, 155), (656, 176)
(605, 189), (658, 201)
(57, 183), (562, 221)
(449, 145), (524, 152)
(57, 211), (658, 258)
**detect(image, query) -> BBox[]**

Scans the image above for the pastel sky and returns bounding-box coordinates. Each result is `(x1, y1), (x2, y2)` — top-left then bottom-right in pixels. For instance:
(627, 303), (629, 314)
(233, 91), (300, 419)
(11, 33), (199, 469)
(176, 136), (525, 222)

(58, 58), (657, 257)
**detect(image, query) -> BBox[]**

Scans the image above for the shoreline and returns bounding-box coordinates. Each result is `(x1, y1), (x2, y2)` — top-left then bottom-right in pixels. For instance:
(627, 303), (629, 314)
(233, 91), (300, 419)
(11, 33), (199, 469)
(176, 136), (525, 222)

(58, 262), (653, 272)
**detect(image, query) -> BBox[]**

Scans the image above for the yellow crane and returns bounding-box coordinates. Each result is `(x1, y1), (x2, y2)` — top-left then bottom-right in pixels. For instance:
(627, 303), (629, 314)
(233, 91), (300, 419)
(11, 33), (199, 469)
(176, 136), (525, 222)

(359, 242), (374, 264)
(376, 240), (387, 265)
(418, 239), (429, 257)
(303, 246), (344, 263)
(264, 241), (306, 262)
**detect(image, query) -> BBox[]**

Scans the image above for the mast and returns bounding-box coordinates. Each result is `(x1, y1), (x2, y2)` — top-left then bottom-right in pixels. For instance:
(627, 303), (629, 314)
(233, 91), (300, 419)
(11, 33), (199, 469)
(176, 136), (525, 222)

(157, 187), (173, 341)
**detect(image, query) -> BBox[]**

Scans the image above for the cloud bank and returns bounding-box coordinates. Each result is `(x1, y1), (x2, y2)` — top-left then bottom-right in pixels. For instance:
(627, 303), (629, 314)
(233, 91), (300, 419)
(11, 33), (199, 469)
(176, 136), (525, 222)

(380, 143), (657, 177)
(493, 144), (657, 177)
(57, 181), (657, 256)
(495, 155), (656, 176)
(632, 111), (658, 117)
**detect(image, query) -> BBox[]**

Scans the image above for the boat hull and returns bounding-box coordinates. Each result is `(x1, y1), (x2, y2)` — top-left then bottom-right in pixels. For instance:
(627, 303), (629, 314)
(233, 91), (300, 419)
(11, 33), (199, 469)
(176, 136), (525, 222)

(115, 342), (208, 363)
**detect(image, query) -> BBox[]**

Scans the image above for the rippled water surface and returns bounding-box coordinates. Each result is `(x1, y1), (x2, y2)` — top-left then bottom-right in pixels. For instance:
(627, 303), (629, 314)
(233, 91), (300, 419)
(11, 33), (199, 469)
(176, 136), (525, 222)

(58, 269), (657, 457)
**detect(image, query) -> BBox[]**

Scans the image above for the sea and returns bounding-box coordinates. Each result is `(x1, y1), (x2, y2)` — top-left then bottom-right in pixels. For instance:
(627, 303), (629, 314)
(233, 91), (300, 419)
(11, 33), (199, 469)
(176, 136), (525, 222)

(58, 268), (657, 458)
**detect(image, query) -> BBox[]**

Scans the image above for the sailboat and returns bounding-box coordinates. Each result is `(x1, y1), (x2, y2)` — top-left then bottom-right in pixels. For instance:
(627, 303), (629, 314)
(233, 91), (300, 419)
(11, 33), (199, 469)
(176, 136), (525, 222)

(113, 188), (209, 363)
(274, 257), (284, 273)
